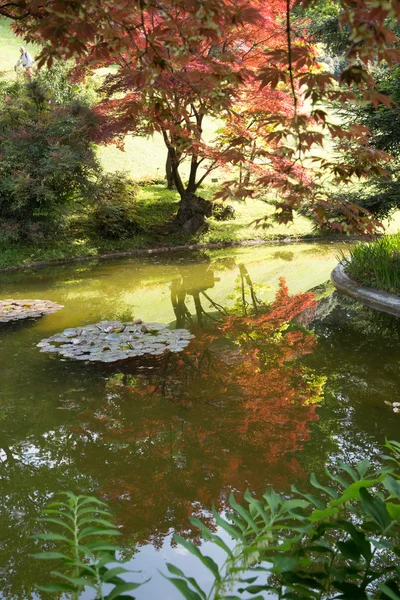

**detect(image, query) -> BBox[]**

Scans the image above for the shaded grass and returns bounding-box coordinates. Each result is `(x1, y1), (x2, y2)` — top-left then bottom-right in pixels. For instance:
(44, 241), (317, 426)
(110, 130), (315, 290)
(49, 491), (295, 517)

(0, 185), (315, 269)
(343, 232), (400, 294)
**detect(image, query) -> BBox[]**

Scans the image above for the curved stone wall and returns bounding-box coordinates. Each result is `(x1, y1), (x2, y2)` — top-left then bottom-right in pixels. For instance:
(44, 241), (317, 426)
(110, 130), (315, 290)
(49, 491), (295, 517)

(331, 263), (400, 317)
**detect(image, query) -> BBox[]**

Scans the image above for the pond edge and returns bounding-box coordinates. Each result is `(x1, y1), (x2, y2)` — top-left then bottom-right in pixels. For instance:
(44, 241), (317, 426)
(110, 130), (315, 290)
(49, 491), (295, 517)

(331, 263), (400, 317)
(1, 235), (361, 273)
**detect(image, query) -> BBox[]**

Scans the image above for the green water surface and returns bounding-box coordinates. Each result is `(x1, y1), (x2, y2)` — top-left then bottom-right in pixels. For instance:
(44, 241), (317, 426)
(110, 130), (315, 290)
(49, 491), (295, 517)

(0, 243), (399, 599)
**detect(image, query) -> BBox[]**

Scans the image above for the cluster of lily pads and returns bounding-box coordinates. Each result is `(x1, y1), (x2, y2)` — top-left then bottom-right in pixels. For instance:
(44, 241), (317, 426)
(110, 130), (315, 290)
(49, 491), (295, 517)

(37, 320), (195, 363)
(0, 299), (63, 323)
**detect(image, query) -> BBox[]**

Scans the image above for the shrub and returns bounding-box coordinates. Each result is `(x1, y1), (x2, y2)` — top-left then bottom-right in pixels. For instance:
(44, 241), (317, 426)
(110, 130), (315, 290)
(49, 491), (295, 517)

(136, 176), (166, 186)
(33, 60), (98, 107)
(88, 172), (143, 239)
(0, 78), (101, 242)
(212, 201), (236, 221)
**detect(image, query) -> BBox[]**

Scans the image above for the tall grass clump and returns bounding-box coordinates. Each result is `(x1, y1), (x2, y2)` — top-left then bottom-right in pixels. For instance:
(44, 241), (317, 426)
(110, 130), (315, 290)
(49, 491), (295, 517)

(342, 232), (400, 294)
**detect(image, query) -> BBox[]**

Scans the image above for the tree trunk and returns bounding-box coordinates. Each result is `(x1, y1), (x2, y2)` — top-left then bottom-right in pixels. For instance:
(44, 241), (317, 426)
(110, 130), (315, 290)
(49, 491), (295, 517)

(174, 156), (214, 234)
(165, 153), (175, 189)
(161, 126), (213, 234)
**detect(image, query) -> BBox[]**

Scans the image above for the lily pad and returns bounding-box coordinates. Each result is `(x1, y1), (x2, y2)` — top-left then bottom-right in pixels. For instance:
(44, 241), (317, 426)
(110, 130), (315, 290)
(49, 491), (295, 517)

(0, 299), (63, 323)
(38, 320), (195, 364)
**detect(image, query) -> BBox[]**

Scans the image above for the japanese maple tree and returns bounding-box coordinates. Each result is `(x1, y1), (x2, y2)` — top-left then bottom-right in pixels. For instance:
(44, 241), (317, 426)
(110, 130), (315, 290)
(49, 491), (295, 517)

(3, 0), (400, 233)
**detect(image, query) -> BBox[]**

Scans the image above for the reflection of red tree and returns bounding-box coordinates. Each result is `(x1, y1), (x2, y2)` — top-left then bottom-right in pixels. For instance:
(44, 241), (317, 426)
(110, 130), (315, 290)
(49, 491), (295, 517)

(71, 279), (324, 545)
(181, 278), (321, 469)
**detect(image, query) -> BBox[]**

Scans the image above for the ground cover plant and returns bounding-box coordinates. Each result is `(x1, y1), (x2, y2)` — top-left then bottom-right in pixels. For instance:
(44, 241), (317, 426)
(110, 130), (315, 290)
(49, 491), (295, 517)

(342, 233), (400, 295)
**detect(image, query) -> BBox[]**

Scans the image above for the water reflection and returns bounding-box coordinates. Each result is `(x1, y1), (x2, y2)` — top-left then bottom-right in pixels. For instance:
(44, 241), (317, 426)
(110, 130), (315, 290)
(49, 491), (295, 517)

(170, 262), (220, 328)
(1, 245), (400, 599)
(0, 262), (324, 597)
(71, 276), (324, 548)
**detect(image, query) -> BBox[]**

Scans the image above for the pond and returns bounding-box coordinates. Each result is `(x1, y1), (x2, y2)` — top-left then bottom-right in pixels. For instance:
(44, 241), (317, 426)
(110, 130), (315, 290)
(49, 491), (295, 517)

(1, 242), (400, 599)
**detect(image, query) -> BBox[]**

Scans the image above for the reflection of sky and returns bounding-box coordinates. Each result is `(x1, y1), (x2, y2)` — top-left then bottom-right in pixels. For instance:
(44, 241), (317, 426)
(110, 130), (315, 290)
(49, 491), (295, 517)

(76, 528), (275, 600)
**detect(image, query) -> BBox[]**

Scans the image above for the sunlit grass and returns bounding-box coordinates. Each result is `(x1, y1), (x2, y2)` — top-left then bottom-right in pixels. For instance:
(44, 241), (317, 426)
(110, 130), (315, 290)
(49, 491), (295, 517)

(0, 185), (316, 269)
(343, 233), (400, 294)
(0, 19), (36, 79)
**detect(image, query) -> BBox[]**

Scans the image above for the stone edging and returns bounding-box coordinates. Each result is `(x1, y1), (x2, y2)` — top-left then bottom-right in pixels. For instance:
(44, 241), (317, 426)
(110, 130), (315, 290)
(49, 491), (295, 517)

(0, 235), (362, 273)
(331, 263), (400, 317)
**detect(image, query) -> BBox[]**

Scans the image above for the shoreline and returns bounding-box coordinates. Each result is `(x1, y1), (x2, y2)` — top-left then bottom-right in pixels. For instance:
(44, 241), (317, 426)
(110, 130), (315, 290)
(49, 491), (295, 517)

(0, 234), (361, 273)
(331, 262), (400, 317)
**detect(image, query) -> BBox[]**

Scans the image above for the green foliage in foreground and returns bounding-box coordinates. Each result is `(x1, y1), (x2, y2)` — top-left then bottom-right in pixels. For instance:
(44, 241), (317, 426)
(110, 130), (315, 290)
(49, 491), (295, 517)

(31, 492), (146, 599)
(342, 233), (400, 294)
(34, 442), (400, 599)
(166, 440), (400, 600)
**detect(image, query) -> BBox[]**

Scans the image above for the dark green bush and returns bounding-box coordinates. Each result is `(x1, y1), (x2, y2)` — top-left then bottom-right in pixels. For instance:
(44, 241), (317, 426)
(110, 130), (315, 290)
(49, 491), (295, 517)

(89, 172), (143, 239)
(33, 61), (98, 106)
(0, 76), (101, 242)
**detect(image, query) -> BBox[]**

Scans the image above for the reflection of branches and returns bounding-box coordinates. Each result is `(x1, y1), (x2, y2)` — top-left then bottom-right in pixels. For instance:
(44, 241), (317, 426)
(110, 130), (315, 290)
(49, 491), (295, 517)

(171, 263), (269, 328)
(170, 271), (222, 328)
(170, 278), (194, 328)
(201, 291), (230, 316)
(239, 264), (261, 314)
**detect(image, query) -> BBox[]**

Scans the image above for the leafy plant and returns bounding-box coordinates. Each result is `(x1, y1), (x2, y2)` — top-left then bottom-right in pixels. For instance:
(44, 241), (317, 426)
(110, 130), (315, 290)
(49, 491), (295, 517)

(166, 440), (400, 599)
(31, 492), (146, 599)
(88, 172), (145, 239)
(0, 79), (101, 242)
(33, 60), (98, 107)
(341, 234), (400, 295)
(212, 202), (236, 222)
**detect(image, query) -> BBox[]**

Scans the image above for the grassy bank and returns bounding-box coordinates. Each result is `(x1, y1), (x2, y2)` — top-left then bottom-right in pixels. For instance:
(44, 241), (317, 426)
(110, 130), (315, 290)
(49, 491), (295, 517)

(343, 231), (400, 294)
(0, 185), (317, 270)
(1, 182), (399, 271)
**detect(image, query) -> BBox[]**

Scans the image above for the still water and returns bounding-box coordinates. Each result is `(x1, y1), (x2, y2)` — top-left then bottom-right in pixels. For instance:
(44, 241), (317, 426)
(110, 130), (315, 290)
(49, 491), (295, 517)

(0, 243), (399, 599)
